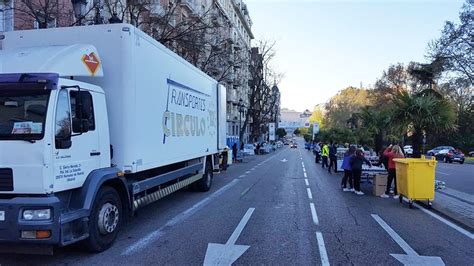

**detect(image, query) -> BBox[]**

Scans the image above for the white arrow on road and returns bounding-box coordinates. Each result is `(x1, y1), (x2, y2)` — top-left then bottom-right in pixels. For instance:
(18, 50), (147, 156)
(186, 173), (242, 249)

(280, 158), (288, 162)
(371, 214), (445, 266)
(203, 208), (255, 266)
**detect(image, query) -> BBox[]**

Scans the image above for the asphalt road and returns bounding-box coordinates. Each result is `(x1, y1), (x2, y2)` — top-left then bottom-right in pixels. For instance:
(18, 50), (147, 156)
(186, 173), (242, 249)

(435, 162), (474, 195)
(1, 139), (473, 265)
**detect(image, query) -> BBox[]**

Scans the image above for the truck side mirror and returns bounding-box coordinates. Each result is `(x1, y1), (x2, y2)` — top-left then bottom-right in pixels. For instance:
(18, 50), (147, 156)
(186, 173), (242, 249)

(73, 118), (90, 133)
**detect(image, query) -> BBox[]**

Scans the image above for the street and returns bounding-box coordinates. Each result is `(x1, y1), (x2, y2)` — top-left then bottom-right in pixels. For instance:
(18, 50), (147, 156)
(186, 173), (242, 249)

(435, 162), (474, 195)
(1, 139), (472, 265)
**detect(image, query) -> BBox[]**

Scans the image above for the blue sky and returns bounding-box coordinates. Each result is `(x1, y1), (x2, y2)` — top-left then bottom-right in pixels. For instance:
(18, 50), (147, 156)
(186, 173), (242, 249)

(246, 0), (465, 112)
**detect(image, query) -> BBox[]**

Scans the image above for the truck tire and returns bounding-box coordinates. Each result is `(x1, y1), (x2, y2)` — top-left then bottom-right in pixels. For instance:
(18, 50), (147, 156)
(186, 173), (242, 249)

(86, 186), (122, 252)
(197, 161), (213, 192)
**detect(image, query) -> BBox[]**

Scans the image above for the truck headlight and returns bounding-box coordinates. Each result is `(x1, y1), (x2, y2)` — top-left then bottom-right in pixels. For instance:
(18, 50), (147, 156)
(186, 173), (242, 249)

(23, 209), (51, 220)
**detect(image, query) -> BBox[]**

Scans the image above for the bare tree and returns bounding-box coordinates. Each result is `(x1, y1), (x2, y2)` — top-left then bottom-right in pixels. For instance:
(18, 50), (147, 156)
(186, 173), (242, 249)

(240, 40), (282, 143)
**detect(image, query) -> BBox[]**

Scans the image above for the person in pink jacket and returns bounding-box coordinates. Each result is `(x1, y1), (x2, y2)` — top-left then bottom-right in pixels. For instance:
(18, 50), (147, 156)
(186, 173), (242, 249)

(381, 144), (405, 199)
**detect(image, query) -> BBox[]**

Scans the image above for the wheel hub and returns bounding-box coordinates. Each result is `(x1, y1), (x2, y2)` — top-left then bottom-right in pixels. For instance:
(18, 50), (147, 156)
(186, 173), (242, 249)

(98, 202), (119, 235)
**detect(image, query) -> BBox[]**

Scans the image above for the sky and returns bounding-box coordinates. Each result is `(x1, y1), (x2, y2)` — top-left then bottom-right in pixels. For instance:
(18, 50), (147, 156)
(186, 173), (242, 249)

(245, 0), (465, 112)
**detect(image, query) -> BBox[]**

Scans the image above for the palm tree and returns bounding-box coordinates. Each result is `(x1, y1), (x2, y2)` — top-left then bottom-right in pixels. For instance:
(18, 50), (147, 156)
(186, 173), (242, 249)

(357, 106), (393, 153)
(391, 90), (457, 157)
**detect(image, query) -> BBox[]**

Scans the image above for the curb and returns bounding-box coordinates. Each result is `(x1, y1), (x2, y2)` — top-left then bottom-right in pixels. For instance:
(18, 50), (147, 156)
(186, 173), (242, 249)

(416, 201), (474, 233)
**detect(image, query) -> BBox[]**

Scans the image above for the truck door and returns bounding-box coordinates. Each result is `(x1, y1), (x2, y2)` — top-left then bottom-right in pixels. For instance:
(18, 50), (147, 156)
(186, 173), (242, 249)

(53, 88), (100, 192)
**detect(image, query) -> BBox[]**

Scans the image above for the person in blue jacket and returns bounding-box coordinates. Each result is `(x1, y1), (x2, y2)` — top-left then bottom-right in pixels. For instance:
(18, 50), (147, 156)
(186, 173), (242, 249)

(341, 146), (356, 191)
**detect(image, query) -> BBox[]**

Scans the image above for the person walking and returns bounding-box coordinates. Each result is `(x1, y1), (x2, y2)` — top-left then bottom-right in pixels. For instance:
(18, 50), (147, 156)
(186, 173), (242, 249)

(328, 142), (338, 174)
(232, 143), (238, 163)
(381, 145), (405, 199)
(341, 146), (356, 191)
(321, 142), (329, 169)
(350, 149), (372, 195)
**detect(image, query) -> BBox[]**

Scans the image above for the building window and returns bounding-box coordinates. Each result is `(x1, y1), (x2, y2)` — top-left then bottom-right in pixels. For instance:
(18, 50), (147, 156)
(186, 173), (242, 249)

(33, 14), (57, 29)
(0, 1), (13, 32)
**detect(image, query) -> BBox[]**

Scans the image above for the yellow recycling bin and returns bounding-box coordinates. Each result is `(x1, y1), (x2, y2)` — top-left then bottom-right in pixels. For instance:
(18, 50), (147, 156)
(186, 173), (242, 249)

(393, 156), (437, 208)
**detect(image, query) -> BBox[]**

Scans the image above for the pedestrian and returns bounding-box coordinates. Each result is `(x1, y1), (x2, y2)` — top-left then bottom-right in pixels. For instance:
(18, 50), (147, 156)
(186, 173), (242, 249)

(380, 144), (405, 199)
(328, 142), (338, 174)
(350, 149), (372, 195)
(240, 142), (244, 151)
(321, 142), (329, 168)
(314, 142), (322, 163)
(256, 143), (260, 155)
(232, 143), (238, 163)
(341, 146), (356, 191)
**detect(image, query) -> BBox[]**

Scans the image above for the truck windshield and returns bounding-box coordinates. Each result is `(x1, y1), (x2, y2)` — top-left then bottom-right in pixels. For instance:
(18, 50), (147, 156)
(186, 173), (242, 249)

(0, 83), (50, 141)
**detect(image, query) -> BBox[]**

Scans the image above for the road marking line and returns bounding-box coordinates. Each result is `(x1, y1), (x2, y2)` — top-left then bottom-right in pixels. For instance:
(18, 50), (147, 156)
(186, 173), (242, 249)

(241, 187), (251, 196)
(301, 162), (305, 167)
(310, 203), (319, 225)
(226, 208), (255, 245)
(305, 179), (309, 186)
(303, 168), (306, 173)
(307, 188), (313, 200)
(304, 172), (307, 178)
(316, 232), (330, 266)
(245, 171), (251, 174)
(239, 175), (246, 178)
(122, 179), (240, 255)
(412, 202), (474, 240)
(371, 214), (417, 255)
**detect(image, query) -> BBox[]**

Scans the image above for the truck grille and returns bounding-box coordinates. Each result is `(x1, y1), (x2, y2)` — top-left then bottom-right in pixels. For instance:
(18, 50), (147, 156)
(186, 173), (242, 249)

(0, 169), (13, 191)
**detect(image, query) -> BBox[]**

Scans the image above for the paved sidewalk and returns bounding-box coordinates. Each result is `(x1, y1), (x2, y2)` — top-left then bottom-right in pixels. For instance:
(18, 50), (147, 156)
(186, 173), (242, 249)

(432, 188), (474, 229)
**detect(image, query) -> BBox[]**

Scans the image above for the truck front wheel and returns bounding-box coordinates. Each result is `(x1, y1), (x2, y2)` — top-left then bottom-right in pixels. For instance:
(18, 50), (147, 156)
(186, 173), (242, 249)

(86, 186), (122, 252)
(196, 161), (213, 192)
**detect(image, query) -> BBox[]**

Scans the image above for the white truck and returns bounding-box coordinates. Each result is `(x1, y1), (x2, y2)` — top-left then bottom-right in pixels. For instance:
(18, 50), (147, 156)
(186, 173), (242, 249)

(0, 24), (227, 254)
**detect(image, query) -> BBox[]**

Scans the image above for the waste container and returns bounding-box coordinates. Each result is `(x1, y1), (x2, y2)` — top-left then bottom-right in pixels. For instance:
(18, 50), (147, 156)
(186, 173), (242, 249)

(393, 156), (437, 208)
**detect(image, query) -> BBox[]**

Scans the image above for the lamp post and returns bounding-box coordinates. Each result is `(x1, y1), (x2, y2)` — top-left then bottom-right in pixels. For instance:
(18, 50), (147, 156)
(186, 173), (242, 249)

(238, 98), (245, 148)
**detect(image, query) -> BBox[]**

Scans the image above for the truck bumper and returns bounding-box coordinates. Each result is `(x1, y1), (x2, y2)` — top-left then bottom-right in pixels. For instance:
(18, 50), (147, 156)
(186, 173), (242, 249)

(0, 196), (61, 246)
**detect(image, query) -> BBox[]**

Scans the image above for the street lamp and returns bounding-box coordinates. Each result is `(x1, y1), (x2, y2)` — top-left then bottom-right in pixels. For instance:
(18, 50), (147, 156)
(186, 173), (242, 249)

(238, 98), (245, 148)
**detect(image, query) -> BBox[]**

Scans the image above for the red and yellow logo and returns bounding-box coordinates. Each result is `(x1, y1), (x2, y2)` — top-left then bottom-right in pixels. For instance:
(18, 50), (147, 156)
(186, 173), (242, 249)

(81, 52), (101, 76)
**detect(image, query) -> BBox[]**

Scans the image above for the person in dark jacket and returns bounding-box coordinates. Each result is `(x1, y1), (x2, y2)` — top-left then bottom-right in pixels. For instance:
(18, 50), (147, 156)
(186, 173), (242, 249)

(328, 142), (338, 174)
(232, 143), (238, 163)
(350, 149), (372, 195)
(341, 146), (356, 191)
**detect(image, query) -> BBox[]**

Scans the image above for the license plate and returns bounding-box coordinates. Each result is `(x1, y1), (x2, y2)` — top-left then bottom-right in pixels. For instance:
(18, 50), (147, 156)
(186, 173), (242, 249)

(0, 211), (4, 221)
(454, 158), (460, 161)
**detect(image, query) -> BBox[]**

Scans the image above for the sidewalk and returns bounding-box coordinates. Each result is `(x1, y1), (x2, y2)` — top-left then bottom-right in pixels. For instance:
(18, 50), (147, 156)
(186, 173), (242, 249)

(431, 188), (474, 230)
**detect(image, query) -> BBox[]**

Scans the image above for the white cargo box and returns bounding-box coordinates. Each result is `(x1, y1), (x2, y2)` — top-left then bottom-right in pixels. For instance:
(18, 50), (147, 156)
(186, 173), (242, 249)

(0, 24), (227, 173)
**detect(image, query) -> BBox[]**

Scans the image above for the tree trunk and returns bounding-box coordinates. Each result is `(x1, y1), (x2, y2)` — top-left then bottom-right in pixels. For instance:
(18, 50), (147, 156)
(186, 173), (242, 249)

(412, 128), (423, 158)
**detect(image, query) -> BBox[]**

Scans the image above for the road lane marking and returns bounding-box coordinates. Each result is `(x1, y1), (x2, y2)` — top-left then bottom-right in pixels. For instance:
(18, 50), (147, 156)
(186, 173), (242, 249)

(310, 203), (319, 225)
(305, 179), (309, 186)
(245, 171), (251, 174)
(304, 172), (307, 178)
(371, 214), (417, 255)
(204, 208), (255, 265)
(371, 214), (445, 265)
(316, 232), (330, 266)
(411, 201), (474, 240)
(303, 168), (306, 173)
(241, 187), (251, 196)
(226, 208), (255, 245)
(122, 179), (240, 256)
(301, 162), (305, 167)
(239, 175), (246, 178)
(307, 188), (313, 200)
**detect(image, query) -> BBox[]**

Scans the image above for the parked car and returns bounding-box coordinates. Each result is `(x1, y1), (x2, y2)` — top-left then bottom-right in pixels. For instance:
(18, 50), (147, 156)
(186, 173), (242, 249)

(444, 149), (465, 164)
(259, 143), (272, 154)
(290, 143), (298, 149)
(242, 144), (256, 156)
(427, 146), (455, 156)
(403, 145), (413, 156)
(469, 151), (474, 157)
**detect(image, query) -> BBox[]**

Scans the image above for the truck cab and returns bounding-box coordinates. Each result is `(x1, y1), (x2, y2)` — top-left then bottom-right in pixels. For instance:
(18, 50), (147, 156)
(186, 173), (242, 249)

(0, 72), (112, 251)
